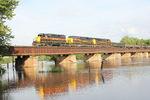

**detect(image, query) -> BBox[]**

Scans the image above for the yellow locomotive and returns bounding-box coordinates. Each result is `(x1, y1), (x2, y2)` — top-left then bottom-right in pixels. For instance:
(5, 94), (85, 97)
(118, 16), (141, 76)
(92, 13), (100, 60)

(32, 33), (111, 47)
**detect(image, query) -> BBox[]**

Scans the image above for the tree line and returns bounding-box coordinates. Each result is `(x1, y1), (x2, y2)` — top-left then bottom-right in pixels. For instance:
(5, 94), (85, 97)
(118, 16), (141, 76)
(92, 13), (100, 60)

(0, 0), (18, 74)
(120, 36), (150, 45)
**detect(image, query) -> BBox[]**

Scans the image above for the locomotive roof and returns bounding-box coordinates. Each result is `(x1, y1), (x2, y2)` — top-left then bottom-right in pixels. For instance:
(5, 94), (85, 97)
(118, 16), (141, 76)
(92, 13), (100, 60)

(68, 36), (110, 41)
(38, 33), (66, 36)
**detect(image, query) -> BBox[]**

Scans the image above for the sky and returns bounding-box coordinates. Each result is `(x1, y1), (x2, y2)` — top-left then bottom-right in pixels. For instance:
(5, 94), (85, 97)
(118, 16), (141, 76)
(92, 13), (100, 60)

(8, 0), (150, 45)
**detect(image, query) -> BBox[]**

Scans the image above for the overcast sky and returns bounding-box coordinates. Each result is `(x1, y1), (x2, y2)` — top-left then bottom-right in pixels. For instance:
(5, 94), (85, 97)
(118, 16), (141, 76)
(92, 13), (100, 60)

(8, 0), (150, 45)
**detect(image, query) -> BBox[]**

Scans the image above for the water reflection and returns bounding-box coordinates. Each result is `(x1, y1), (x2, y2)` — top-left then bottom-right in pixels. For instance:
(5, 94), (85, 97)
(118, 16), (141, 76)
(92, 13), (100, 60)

(1, 57), (150, 100)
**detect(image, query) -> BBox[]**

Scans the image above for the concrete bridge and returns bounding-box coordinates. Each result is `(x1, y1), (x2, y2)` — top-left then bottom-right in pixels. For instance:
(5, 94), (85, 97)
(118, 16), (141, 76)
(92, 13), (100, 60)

(2, 46), (150, 68)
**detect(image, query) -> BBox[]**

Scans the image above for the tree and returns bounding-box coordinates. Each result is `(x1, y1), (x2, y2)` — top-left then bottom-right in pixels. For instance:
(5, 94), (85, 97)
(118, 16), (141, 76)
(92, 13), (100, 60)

(0, 0), (18, 73)
(120, 36), (150, 45)
(0, 0), (19, 55)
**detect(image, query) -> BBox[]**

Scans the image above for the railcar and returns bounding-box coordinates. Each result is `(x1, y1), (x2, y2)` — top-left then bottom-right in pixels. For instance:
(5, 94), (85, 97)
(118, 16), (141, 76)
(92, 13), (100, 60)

(67, 36), (111, 47)
(32, 33), (66, 46)
(111, 42), (125, 48)
(111, 42), (150, 49)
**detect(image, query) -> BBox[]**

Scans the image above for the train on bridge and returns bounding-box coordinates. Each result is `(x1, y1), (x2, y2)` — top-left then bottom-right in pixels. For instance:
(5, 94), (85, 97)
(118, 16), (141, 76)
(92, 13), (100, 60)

(32, 33), (150, 49)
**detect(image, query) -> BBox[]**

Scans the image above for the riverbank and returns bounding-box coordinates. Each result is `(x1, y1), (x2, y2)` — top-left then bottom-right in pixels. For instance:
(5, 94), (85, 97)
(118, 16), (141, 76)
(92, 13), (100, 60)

(0, 57), (12, 64)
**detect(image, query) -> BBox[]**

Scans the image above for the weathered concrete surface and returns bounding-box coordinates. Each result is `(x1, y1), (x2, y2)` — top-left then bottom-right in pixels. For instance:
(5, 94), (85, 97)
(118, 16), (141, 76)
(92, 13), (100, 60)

(149, 52), (150, 57)
(84, 54), (102, 62)
(56, 55), (77, 64)
(105, 53), (121, 60)
(121, 53), (131, 58)
(23, 56), (38, 68)
(15, 56), (38, 70)
(131, 52), (143, 57)
(143, 52), (149, 57)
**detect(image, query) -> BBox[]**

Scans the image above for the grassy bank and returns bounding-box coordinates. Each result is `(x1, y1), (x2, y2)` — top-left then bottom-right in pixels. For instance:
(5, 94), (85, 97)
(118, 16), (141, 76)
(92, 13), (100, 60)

(0, 57), (12, 64)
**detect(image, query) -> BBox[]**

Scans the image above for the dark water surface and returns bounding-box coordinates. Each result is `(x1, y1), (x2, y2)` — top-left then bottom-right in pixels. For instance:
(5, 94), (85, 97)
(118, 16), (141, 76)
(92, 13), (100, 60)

(1, 57), (150, 100)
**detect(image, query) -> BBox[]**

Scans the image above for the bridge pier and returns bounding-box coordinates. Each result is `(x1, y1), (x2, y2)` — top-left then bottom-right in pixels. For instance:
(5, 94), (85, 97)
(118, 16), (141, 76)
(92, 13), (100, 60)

(104, 53), (121, 60)
(121, 53), (131, 58)
(55, 55), (77, 65)
(143, 52), (149, 57)
(131, 52), (143, 57)
(149, 52), (150, 57)
(84, 54), (102, 62)
(15, 56), (38, 70)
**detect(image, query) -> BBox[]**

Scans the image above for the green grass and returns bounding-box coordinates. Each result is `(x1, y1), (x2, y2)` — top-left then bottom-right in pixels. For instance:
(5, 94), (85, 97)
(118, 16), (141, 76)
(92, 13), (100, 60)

(0, 57), (13, 64)
(75, 54), (85, 60)
(38, 55), (52, 61)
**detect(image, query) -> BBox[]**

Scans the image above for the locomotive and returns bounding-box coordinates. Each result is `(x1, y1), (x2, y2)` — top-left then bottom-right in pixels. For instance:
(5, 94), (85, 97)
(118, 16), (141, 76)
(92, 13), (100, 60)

(32, 33), (150, 49)
(32, 33), (111, 47)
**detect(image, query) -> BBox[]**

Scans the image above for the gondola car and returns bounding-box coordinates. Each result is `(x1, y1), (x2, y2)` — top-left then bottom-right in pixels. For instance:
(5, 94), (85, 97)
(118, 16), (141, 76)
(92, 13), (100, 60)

(32, 33), (66, 46)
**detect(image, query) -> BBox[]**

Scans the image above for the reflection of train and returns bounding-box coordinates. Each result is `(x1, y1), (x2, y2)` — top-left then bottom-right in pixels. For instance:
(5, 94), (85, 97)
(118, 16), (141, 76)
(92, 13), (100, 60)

(32, 33), (150, 49)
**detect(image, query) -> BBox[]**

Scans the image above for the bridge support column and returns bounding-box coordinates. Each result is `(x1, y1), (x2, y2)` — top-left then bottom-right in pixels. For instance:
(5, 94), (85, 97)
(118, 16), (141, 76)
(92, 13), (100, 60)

(84, 54), (102, 62)
(131, 52), (143, 57)
(105, 53), (121, 60)
(15, 56), (38, 69)
(23, 56), (38, 67)
(143, 52), (149, 57)
(121, 53), (131, 58)
(149, 52), (150, 57)
(55, 55), (77, 64)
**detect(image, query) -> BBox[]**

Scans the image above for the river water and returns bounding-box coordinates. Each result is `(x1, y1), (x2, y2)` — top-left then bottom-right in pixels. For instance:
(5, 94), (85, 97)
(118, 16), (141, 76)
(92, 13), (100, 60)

(1, 57), (150, 100)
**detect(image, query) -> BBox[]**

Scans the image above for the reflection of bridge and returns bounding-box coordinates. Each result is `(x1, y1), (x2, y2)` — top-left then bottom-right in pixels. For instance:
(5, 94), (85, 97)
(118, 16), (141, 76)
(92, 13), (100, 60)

(2, 46), (150, 68)
(13, 70), (112, 99)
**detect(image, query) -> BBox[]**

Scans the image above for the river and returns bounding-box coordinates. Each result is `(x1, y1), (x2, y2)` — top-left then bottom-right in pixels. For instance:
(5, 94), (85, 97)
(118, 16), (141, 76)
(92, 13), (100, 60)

(1, 57), (150, 100)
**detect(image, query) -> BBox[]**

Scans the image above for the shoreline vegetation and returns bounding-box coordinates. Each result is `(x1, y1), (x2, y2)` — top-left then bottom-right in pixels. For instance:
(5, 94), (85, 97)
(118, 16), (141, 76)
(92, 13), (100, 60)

(121, 36), (150, 45)
(0, 57), (13, 64)
(0, 57), (12, 75)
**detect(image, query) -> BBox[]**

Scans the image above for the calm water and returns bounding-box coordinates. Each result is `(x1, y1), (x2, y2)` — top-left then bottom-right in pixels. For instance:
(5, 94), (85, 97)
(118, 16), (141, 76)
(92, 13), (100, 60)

(1, 57), (150, 100)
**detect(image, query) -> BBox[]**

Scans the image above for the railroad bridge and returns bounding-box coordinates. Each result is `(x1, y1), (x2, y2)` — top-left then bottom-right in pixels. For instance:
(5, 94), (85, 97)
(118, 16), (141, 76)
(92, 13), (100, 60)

(2, 46), (150, 68)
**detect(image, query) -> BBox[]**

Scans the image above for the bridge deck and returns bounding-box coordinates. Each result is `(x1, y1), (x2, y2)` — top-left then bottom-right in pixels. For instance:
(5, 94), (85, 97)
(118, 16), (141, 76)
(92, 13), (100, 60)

(3, 46), (150, 56)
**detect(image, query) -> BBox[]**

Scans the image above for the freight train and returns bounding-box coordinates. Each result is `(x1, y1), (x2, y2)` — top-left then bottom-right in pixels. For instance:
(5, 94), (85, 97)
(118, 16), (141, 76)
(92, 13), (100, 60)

(32, 33), (150, 49)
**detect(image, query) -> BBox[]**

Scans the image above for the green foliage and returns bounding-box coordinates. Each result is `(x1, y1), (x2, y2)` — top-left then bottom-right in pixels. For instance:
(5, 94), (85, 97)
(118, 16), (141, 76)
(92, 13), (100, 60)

(0, 57), (12, 64)
(38, 56), (52, 61)
(120, 36), (150, 45)
(0, 0), (19, 54)
(76, 54), (84, 60)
